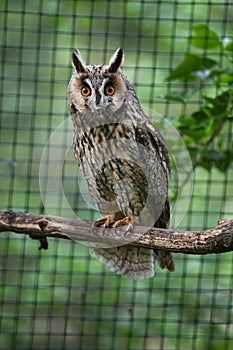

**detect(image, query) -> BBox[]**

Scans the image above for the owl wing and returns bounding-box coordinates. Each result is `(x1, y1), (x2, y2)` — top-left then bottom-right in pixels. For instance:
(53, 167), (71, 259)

(133, 120), (170, 229)
(134, 120), (174, 270)
(135, 119), (170, 177)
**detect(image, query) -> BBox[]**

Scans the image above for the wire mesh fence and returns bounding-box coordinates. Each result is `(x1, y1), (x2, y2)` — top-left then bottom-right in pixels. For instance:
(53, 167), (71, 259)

(0, 0), (233, 349)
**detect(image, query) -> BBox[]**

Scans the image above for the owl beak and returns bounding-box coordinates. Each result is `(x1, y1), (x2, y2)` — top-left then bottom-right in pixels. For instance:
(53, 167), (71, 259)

(92, 90), (107, 110)
(96, 91), (101, 106)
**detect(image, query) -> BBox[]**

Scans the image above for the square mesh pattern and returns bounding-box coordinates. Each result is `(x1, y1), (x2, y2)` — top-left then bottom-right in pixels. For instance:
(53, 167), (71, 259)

(0, 1), (233, 349)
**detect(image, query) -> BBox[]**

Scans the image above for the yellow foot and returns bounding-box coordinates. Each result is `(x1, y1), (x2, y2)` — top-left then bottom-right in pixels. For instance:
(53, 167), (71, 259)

(93, 216), (111, 227)
(93, 215), (115, 228)
(93, 211), (126, 228)
(114, 216), (134, 235)
(93, 214), (134, 235)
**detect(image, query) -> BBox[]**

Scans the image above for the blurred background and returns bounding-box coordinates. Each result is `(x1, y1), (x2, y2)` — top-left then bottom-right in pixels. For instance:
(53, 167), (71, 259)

(0, 0), (233, 349)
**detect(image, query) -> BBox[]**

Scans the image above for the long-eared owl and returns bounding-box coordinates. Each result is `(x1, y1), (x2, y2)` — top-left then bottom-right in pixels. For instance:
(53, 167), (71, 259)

(67, 48), (174, 279)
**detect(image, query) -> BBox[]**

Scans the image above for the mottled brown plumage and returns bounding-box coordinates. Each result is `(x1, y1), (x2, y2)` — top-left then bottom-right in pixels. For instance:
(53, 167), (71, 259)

(67, 48), (174, 279)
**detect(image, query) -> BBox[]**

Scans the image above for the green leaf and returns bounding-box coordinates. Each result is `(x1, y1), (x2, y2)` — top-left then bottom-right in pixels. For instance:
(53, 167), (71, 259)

(219, 70), (233, 84)
(217, 151), (233, 172)
(191, 110), (209, 122)
(178, 125), (207, 141)
(166, 53), (217, 81)
(199, 150), (233, 172)
(189, 24), (221, 49)
(198, 150), (219, 171)
(222, 38), (233, 52)
(162, 87), (200, 103)
(204, 91), (231, 117)
(162, 92), (187, 103)
(178, 115), (196, 127)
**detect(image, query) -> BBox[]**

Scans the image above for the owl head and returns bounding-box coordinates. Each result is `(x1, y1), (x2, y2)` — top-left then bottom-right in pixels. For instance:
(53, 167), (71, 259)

(68, 48), (130, 116)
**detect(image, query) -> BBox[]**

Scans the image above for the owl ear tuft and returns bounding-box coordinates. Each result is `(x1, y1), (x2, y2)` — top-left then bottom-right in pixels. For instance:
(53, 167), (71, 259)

(72, 49), (87, 73)
(108, 48), (124, 73)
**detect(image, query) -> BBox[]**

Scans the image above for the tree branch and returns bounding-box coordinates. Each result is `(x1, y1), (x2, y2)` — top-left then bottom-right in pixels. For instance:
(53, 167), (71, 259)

(0, 210), (233, 254)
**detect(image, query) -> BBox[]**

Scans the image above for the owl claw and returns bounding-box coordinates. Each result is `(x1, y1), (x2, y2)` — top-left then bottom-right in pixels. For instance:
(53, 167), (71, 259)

(113, 216), (133, 227)
(115, 225), (133, 237)
(93, 213), (125, 229)
(93, 216), (115, 237)
(92, 226), (98, 235)
(114, 216), (134, 236)
(124, 223), (134, 236)
(93, 215), (134, 236)
(93, 217), (110, 227)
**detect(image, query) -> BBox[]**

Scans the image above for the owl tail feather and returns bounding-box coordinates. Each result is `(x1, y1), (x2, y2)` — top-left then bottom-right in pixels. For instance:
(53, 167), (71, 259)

(90, 246), (154, 280)
(154, 250), (175, 272)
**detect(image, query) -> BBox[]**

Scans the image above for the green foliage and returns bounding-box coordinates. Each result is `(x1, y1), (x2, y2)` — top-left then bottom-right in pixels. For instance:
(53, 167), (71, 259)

(166, 52), (217, 82)
(188, 23), (221, 49)
(1, 4), (233, 348)
(164, 24), (233, 172)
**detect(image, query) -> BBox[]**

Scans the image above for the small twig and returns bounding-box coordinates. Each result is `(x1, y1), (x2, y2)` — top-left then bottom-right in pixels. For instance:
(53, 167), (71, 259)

(0, 210), (233, 254)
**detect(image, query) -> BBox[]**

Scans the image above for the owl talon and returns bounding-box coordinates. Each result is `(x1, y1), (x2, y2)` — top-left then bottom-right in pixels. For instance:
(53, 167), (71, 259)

(93, 213), (126, 229)
(102, 227), (108, 237)
(92, 224), (105, 237)
(92, 226), (98, 235)
(113, 216), (134, 236)
(93, 216), (116, 239)
(124, 223), (134, 237)
(93, 217), (109, 227)
(93, 224), (112, 238)
(114, 227), (123, 237)
(113, 216), (133, 228)
(92, 217), (106, 237)
(115, 224), (133, 237)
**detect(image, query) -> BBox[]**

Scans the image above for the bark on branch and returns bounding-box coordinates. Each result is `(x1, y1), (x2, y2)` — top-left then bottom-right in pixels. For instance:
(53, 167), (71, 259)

(0, 210), (233, 254)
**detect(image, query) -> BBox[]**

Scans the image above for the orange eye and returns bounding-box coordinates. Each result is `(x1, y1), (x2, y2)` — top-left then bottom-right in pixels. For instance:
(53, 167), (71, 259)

(105, 84), (115, 96)
(81, 85), (91, 97)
